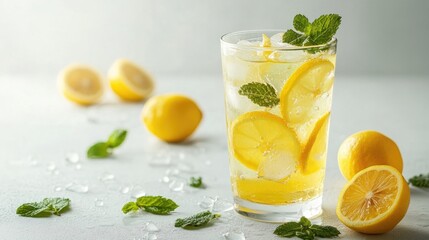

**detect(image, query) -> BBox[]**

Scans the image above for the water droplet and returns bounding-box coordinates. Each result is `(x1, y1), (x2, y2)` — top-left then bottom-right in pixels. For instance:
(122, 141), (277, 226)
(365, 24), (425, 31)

(121, 186), (131, 194)
(65, 182), (89, 193)
(65, 152), (80, 164)
(131, 185), (146, 199)
(99, 172), (115, 182)
(53, 186), (62, 192)
(144, 222), (160, 232)
(223, 231), (246, 240)
(169, 180), (184, 192)
(94, 198), (104, 207)
(160, 176), (170, 183)
(75, 164), (82, 170)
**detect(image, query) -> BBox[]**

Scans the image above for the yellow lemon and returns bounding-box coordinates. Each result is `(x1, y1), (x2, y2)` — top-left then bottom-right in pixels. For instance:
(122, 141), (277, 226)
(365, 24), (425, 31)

(142, 94), (202, 142)
(58, 64), (103, 105)
(336, 165), (410, 234)
(338, 130), (403, 180)
(300, 113), (330, 174)
(280, 59), (335, 144)
(108, 59), (154, 101)
(231, 111), (301, 181)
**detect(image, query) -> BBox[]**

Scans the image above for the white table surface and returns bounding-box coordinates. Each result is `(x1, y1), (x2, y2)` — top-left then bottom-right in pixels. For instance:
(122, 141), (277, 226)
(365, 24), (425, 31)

(0, 74), (428, 240)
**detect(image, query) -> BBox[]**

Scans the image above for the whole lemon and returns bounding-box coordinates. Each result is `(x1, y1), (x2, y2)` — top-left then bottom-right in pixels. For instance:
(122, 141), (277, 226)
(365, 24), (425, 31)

(142, 94), (202, 142)
(338, 130), (403, 180)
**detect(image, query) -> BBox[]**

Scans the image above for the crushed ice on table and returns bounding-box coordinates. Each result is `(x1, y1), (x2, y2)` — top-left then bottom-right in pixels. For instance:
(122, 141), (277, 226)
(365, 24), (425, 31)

(75, 164), (82, 170)
(53, 186), (62, 192)
(144, 222), (160, 232)
(198, 196), (233, 212)
(65, 152), (80, 164)
(65, 182), (89, 193)
(168, 179), (185, 192)
(120, 185), (132, 194)
(223, 231), (246, 240)
(99, 172), (115, 182)
(47, 162), (59, 175)
(94, 198), (104, 207)
(131, 185), (146, 199)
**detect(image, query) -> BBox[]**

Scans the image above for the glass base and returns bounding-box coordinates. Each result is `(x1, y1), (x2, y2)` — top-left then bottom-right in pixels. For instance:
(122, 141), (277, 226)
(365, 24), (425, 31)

(234, 196), (323, 222)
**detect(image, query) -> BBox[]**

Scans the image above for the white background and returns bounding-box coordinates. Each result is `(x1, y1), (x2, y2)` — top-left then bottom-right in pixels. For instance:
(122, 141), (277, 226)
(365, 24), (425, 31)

(1, 0), (429, 77)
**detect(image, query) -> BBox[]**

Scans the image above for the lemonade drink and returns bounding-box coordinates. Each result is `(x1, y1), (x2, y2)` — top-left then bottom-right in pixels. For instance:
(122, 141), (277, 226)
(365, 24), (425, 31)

(221, 30), (337, 221)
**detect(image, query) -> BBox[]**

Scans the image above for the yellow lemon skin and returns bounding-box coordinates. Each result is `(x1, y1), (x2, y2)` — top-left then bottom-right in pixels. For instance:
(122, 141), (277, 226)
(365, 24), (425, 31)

(142, 94), (202, 142)
(338, 130), (403, 180)
(108, 59), (154, 101)
(336, 165), (410, 234)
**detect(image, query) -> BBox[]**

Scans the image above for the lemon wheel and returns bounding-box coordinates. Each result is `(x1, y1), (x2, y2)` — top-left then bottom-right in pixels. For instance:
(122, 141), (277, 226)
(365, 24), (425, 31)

(231, 111), (301, 181)
(280, 59), (335, 144)
(58, 64), (103, 105)
(336, 165), (410, 234)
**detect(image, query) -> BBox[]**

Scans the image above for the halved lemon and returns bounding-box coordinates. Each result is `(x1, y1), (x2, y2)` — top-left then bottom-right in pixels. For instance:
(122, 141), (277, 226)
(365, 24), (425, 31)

(58, 64), (103, 105)
(108, 59), (154, 101)
(336, 165), (410, 234)
(300, 112), (330, 174)
(231, 111), (301, 181)
(280, 59), (335, 144)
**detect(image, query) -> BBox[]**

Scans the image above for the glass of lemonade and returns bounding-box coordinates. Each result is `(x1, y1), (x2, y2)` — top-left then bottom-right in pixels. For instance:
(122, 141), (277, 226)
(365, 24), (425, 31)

(220, 30), (337, 222)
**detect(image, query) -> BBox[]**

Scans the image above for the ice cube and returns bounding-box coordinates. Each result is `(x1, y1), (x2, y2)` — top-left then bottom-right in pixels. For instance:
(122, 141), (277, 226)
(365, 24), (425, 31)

(257, 150), (297, 181)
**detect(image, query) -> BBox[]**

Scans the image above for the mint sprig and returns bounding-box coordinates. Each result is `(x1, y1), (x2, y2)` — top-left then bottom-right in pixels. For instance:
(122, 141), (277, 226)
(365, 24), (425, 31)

(283, 14), (341, 48)
(409, 173), (429, 188)
(87, 129), (127, 159)
(238, 82), (279, 108)
(189, 176), (204, 188)
(122, 196), (179, 215)
(274, 217), (340, 239)
(16, 198), (71, 217)
(175, 211), (221, 229)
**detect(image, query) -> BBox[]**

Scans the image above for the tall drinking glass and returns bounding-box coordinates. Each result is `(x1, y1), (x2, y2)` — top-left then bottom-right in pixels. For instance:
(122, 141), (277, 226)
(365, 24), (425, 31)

(220, 30), (337, 222)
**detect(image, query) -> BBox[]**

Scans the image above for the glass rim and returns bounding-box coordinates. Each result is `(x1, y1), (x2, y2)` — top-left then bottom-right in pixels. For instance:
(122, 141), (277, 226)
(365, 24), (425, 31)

(220, 29), (337, 51)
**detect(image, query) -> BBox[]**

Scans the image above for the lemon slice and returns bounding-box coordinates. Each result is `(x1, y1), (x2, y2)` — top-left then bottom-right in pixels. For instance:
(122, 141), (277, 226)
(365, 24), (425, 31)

(231, 111), (301, 181)
(300, 113), (330, 174)
(58, 64), (103, 105)
(336, 165), (410, 234)
(108, 59), (154, 101)
(280, 58), (335, 144)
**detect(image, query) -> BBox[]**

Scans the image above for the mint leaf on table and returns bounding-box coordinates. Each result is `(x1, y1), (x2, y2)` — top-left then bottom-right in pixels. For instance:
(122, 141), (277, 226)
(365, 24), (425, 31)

(107, 129), (127, 148)
(409, 173), (429, 188)
(283, 14), (342, 48)
(175, 211), (221, 229)
(238, 82), (279, 108)
(87, 142), (111, 158)
(87, 129), (127, 159)
(122, 196), (179, 215)
(16, 198), (70, 217)
(274, 217), (340, 239)
(189, 176), (204, 188)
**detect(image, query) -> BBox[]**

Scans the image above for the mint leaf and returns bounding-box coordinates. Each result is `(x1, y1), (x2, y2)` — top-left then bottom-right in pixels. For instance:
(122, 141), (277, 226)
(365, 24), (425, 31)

(283, 14), (341, 49)
(309, 14), (342, 45)
(283, 30), (306, 46)
(238, 82), (279, 108)
(175, 211), (221, 229)
(274, 217), (340, 239)
(87, 142), (111, 159)
(107, 129), (127, 148)
(310, 225), (341, 238)
(409, 173), (429, 188)
(274, 222), (302, 237)
(121, 196), (179, 215)
(293, 14), (310, 34)
(122, 202), (139, 214)
(189, 177), (204, 188)
(16, 198), (70, 217)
